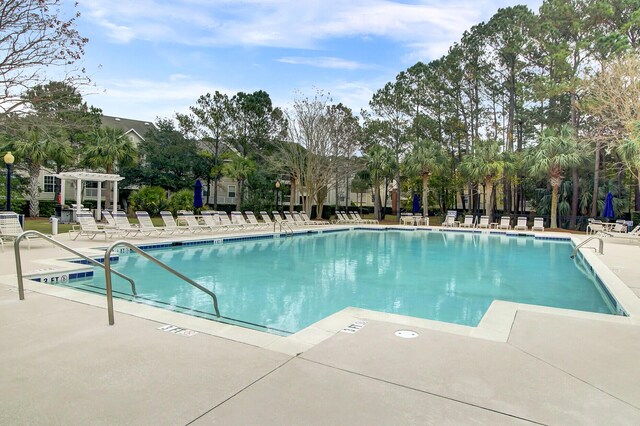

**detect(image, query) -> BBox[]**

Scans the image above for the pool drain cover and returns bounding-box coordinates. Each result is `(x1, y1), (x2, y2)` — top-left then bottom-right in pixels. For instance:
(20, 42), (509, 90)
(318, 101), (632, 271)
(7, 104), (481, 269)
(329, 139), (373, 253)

(395, 330), (418, 339)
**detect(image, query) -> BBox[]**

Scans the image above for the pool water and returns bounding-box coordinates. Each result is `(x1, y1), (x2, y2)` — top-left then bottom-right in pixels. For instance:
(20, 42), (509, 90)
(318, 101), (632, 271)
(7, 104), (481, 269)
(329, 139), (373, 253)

(65, 230), (617, 335)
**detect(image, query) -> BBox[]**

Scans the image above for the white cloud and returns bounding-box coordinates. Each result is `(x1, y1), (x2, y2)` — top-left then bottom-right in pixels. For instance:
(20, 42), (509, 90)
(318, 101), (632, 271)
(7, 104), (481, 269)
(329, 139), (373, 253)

(277, 56), (369, 70)
(80, 0), (483, 53)
(83, 76), (235, 121)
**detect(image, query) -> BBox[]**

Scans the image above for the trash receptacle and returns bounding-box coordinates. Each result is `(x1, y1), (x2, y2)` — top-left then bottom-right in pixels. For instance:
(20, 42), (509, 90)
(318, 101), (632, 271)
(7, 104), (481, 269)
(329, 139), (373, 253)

(49, 216), (59, 235)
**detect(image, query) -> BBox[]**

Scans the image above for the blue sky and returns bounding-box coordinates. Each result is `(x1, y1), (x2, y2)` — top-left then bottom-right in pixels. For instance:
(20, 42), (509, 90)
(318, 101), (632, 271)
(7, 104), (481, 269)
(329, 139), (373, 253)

(71, 0), (543, 122)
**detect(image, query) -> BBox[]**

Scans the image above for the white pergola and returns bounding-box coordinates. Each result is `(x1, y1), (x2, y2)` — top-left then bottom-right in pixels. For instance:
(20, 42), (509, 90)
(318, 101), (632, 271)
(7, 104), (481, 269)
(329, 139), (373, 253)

(55, 172), (125, 220)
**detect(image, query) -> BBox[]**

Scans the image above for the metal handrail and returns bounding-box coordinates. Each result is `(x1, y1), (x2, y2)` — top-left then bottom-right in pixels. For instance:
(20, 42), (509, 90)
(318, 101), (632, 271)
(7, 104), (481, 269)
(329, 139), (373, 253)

(104, 241), (220, 325)
(13, 230), (137, 301)
(571, 236), (604, 259)
(273, 220), (293, 236)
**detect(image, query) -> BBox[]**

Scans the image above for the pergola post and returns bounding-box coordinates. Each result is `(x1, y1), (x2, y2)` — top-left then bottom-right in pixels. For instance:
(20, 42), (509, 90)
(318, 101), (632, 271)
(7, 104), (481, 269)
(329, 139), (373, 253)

(75, 178), (82, 216)
(96, 181), (102, 220)
(112, 180), (118, 213)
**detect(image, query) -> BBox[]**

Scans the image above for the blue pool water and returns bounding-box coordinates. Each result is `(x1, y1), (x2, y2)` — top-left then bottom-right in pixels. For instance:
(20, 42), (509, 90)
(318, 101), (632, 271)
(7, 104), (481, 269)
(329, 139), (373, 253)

(62, 230), (617, 335)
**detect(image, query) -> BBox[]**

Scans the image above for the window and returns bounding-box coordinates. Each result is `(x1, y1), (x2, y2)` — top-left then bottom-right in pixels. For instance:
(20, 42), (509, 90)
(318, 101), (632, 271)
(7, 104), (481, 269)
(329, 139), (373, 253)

(228, 185), (236, 198)
(43, 175), (57, 193)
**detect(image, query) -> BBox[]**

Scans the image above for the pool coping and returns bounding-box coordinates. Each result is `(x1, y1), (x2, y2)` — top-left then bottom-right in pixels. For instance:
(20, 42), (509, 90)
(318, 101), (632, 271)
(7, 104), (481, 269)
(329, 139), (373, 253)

(4, 225), (640, 356)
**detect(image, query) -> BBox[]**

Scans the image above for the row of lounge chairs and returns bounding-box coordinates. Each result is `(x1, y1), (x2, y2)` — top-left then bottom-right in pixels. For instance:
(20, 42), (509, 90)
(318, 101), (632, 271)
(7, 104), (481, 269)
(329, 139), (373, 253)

(69, 210), (336, 240)
(442, 215), (545, 231)
(335, 211), (379, 225)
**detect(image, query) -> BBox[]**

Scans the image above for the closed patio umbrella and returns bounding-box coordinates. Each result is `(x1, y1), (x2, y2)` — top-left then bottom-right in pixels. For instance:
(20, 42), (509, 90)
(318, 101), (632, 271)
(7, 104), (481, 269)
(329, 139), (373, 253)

(193, 179), (203, 209)
(602, 192), (614, 220)
(412, 194), (420, 214)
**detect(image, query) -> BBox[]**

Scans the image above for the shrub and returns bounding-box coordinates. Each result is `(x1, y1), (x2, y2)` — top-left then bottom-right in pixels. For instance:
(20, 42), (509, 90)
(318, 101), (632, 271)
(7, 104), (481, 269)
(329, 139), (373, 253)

(130, 186), (168, 216)
(167, 189), (194, 214)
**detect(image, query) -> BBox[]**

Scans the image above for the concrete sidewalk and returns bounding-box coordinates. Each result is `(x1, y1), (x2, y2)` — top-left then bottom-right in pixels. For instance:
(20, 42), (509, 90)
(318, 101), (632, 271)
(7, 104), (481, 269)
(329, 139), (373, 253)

(2, 285), (639, 425)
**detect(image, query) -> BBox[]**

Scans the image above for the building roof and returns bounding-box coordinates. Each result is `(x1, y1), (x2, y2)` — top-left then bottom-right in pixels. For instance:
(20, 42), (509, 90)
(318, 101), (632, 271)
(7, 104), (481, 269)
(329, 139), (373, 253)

(101, 115), (157, 141)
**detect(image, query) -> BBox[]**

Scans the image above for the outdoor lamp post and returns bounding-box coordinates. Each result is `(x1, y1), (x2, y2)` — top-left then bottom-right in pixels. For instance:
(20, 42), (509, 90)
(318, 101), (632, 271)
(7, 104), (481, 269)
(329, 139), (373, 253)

(275, 180), (281, 212)
(4, 151), (14, 211)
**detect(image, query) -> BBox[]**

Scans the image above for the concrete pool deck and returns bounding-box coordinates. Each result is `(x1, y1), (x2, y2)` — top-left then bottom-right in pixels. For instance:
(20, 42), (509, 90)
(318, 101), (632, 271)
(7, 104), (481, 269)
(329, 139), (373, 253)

(1, 226), (640, 424)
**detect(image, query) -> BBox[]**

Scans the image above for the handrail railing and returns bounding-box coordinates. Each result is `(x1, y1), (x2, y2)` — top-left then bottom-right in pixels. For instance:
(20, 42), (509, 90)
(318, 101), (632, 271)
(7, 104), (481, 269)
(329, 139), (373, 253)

(273, 220), (293, 236)
(104, 241), (220, 325)
(571, 236), (604, 259)
(13, 230), (137, 301)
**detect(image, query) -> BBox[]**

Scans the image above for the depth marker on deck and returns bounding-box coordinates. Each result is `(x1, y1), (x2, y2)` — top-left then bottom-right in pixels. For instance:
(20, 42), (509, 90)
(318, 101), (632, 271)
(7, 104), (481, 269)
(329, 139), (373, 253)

(341, 320), (367, 333)
(157, 324), (198, 337)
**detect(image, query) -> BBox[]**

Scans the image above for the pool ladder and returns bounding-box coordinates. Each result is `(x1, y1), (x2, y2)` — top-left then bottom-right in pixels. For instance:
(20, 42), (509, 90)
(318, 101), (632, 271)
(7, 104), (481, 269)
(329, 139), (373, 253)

(12, 231), (220, 325)
(571, 236), (604, 259)
(274, 221), (294, 236)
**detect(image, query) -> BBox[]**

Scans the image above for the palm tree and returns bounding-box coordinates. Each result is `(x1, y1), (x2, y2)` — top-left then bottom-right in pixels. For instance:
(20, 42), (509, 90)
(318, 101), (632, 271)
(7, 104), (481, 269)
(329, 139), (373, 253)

(83, 127), (137, 209)
(460, 140), (504, 221)
(365, 145), (395, 220)
(403, 139), (444, 217)
(222, 154), (256, 210)
(526, 125), (581, 229)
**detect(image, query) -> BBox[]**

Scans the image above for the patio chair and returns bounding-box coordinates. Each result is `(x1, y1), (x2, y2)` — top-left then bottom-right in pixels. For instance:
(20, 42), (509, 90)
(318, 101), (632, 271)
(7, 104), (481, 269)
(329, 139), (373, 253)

(231, 211), (258, 229)
(400, 213), (415, 225)
(0, 211), (33, 250)
(531, 217), (545, 232)
(292, 211), (317, 226)
(244, 211), (269, 229)
(112, 211), (149, 237)
(300, 211), (330, 225)
(459, 216), (474, 228)
(135, 211), (172, 235)
(259, 211), (275, 226)
(160, 211), (190, 233)
(353, 211), (377, 224)
(70, 212), (122, 240)
(442, 214), (457, 227)
(178, 211), (212, 232)
(283, 211), (302, 226)
(477, 216), (490, 229)
(346, 211), (365, 224)
(514, 217), (528, 231)
(218, 211), (243, 231)
(498, 216), (511, 230)
(335, 211), (353, 224)
(273, 211), (293, 226)
(101, 210), (119, 228)
(586, 219), (604, 234)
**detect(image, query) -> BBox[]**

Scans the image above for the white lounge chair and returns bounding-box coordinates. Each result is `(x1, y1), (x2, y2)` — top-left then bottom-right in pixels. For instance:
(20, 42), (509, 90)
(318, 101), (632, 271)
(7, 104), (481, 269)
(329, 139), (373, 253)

(459, 216), (474, 228)
(532, 217), (545, 232)
(70, 212), (122, 240)
(231, 211), (258, 229)
(352, 211), (377, 224)
(442, 215), (457, 227)
(244, 211), (269, 229)
(135, 211), (172, 235)
(586, 219), (604, 234)
(259, 211), (275, 226)
(113, 212), (145, 236)
(283, 211), (302, 226)
(498, 216), (511, 230)
(477, 216), (490, 229)
(160, 211), (190, 233)
(301, 211), (330, 225)
(0, 211), (33, 250)
(400, 213), (415, 225)
(179, 211), (212, 232)
(218, 211), (243, 230)
(514, 217), (528, 231)
(101, 210), (119, 228)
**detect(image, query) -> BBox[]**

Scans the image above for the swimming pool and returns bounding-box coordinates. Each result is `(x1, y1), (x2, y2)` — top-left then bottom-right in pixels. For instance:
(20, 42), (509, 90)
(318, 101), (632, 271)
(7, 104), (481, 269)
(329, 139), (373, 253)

(46, 229), (621, 335)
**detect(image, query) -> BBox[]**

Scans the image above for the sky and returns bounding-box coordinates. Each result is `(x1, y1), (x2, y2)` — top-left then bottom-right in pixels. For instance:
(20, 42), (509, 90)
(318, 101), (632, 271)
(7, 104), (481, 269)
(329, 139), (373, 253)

(68, 0), (543, 122)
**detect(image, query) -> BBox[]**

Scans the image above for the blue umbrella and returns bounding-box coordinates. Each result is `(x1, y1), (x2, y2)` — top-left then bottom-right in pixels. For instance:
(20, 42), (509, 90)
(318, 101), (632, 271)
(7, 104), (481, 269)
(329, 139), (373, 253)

(193, 179), (203, 209)
(602, 192), (614, 219)
(412, 194), (420, 214)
